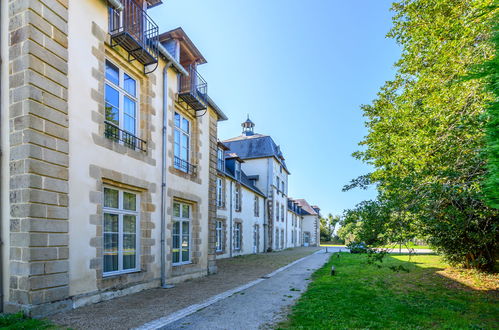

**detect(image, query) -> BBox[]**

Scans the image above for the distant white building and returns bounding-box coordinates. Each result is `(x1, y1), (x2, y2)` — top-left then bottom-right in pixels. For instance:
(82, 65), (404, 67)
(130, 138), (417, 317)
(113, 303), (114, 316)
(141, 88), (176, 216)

(294, 199), (321, 247)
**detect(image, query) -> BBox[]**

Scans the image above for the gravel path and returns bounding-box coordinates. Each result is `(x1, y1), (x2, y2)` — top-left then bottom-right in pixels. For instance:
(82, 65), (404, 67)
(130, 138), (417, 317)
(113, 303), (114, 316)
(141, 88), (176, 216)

(155, 249), (332, 330)
(49, 247), (320, 330)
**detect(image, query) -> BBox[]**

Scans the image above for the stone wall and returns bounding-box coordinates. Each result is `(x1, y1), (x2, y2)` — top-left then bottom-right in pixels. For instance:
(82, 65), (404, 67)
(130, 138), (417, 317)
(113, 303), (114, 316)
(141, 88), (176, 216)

(207, 111), (218, 274)
(7, 0), (70, 315)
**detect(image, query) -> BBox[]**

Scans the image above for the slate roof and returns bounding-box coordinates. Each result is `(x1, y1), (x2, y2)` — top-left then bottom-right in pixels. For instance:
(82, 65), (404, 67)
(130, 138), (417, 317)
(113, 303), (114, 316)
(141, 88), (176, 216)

(222, 134), (289, 173)
(294, 199), (319, 216)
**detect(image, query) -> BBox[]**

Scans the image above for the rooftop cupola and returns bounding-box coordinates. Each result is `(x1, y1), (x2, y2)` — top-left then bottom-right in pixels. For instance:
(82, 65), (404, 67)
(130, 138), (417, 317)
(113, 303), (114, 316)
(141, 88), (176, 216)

(242, 115), (255, 136)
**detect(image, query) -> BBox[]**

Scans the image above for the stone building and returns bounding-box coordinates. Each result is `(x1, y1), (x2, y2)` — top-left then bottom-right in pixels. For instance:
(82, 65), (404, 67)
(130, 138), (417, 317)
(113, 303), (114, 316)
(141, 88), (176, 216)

(0, 0), (226, 315)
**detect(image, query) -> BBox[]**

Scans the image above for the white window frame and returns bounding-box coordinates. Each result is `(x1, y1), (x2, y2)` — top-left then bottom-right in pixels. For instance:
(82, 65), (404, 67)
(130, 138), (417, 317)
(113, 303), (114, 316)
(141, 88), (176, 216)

(281, 205), (285, 222)
(235, 185), (241, 212)
(275, 202), (279, 221)
(103, 186), (140, 277)
(105, 60), (139, 136)
(234, 223), (241, 250)
(216, 177), (223, 208)
(254, 195), (259, 217)
(217, 148), (225, 171)
(174, 112), (191, 172)
(172, 201), (192, 265)
(216, 220), (223, 252)
(235, 161), (241, 180)
(275, 228), (279, 250)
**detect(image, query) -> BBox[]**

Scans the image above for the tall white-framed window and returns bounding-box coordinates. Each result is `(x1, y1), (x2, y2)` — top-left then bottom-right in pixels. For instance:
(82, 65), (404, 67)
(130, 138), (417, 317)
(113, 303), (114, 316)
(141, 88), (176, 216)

(281, 180), (285, 195)
(217, 148), (225, 171)
(216, 177), (223, 208)
(235, 185), (241, 212)
(105, 60), (140, 145)
(281, 229), (284, 249)
(281, 205), (285, 222)
(253, 224), (259, 253)
(291, 229), (294, 244)
(172, 201), (191, 265)
(254, 195), (259, 217)
(275, 228), (279, 250)
(275, 202), (279, 221)
(234, 223), (241, 250)
(235, 161), (241, 180)
(103, 187), (140, 276)
(216, 220), (223, 252)
(174, 112), (191, 172)
(276, 176), (279, 191)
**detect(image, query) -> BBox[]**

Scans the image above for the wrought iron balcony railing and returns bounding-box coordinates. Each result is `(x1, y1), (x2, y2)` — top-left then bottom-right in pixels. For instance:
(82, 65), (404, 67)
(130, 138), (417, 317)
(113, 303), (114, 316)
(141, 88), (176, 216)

(178, 65), (208, 111)
(105, 121), (147, 151)
(174, 156), (197, 174)
(109, 0), (159, 67)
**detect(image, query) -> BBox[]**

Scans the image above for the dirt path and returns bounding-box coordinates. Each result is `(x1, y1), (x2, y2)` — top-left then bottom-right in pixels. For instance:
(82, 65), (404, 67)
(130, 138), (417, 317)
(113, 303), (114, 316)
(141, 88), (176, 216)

(49, 247), (320, 330)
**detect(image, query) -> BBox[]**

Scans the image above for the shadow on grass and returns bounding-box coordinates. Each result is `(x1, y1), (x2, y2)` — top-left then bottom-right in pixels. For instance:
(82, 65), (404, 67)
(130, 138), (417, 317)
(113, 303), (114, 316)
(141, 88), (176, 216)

(279, 253), (498, 329)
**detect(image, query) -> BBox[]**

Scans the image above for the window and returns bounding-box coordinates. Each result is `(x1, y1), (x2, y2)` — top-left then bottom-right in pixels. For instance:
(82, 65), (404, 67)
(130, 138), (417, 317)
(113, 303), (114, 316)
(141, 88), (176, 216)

(281, 229), (284, 249)
(174, 112), (191, 172)
(103, 187), (139, 275)
(276, 176), (279, 191)
(235, 186), (241, 212)
(281, 205), (285, 222)
(105, 60), (140, 148)
(217, 148), (225, 171)
(235, 161), (241, 180)
(254, 195), (259, 217)
(280, 165), (283, 173)
(234, 223), (241, 250)
(172, 201), (191, 265)
(275, 202), (279, 221)
(281, 180), (285, 195)
(253, 224), (259, 253)
(216, 220), (223, 252)
(275, 229), (279, 250)
(216, 178), (223, 208)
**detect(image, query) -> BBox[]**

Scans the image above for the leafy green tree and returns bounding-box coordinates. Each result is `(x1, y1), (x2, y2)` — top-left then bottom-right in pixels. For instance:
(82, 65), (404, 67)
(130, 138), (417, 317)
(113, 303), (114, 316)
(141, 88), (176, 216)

(320, 214), (340, 242)
(346, 0), (498, 270)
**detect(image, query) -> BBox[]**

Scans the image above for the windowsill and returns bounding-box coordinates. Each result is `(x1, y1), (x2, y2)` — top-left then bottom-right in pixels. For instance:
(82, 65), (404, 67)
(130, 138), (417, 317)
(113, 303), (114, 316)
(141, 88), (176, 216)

(173, 261), (192, 267)
(103, 268), (141, 278)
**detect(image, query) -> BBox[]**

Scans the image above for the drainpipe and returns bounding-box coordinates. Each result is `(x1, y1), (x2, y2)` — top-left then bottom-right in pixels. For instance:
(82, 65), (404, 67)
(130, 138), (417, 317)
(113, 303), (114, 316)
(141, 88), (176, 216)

(229, 181), (233, 258)
(160, 61), (172, 288)
(0, 0), (4, 313)
(107, 0), (123, 11)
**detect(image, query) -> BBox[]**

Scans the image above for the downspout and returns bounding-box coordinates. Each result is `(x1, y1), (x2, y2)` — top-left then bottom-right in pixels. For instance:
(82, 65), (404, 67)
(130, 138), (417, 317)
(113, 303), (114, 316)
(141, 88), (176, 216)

(229, 181), (233, 258)
(160, 61), (172, 288)
(0, 0), (4, 313)
(107, 0), (123, 11)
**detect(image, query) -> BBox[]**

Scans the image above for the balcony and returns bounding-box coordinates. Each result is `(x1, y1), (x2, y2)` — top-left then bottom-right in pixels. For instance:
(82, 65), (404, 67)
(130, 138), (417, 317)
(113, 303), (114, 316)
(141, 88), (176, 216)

(174, 156), (197, 174)
(178, 65), (208, 111)
(109, 0), (159, 67)
(105, 121), (147, 151)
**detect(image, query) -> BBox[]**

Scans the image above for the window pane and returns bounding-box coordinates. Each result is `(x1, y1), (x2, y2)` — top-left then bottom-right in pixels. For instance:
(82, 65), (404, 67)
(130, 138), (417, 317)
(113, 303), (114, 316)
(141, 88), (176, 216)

(123, 214), (136, 232)
(124, 97), (136, 134)
(123, 232), (136, 270)
(182, 221), (189, 262)
(104, 213), (118, 273)
(174, 130), (180, 158)
(181, 146), (188, 162)
(181, 118), (189, 133)
(172, 221), (180, 263)
(174, 112), (180, 128)
(105, 85), (119, 124)
(104, 188), (119, 208)
(173, 203), (181, 217)
(105, 60), (119, 85)
(124, 73), (136, 97)
(182, 204), (190, 219)
(123, 192), (136, 211)
(181, 134), (189, 151)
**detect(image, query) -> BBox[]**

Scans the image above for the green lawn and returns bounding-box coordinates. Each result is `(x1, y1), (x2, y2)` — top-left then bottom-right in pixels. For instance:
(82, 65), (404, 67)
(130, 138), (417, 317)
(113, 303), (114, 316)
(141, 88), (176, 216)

(379, 243), (430, 250)
(0, 313), (58, 329)
(280, 253), (498, 329)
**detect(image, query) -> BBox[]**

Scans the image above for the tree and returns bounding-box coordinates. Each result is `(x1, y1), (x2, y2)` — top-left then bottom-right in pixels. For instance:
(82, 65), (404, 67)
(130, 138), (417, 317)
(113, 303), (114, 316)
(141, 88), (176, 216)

(346, 0), (498, 270)
(320, 214), (341, 242)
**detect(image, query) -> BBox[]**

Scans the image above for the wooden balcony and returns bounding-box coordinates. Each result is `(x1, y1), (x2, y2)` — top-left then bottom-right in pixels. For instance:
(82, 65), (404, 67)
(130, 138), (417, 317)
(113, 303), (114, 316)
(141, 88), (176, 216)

(109, 0), (159, 67)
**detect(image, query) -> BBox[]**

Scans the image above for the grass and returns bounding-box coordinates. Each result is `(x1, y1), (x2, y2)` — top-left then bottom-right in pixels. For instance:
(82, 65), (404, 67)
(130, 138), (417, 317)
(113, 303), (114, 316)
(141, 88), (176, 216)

(279, 253), (498, 329)
(380, 242), (431, 250)
(0, 312), (59, 329)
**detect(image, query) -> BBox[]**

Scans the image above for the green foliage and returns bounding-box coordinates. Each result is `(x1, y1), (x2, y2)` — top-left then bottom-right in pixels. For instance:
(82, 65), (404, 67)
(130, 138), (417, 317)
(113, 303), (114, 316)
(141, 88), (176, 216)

(279, 254), (499, 329)
(0, 313), (56, 329)
(319, 213), (340, 242)
(346, 0), (498, 271)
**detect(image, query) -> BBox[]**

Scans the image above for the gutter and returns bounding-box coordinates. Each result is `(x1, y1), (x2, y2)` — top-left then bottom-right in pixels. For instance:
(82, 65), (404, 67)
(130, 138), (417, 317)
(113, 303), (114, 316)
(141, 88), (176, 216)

(107, 0), (123, 11)
(157, 43), (188, 76)
(0, 0), (4, 313)
(160, 61), (172, 288)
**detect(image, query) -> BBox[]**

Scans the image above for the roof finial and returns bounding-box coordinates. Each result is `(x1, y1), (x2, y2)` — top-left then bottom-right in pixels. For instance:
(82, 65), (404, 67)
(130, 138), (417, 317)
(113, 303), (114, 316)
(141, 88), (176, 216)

(241, 115), (255, 136)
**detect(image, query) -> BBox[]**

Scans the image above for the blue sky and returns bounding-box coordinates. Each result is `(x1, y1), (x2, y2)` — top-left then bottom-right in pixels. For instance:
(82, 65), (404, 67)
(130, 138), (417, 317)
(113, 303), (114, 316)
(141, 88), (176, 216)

(150, 1), (401, 216)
